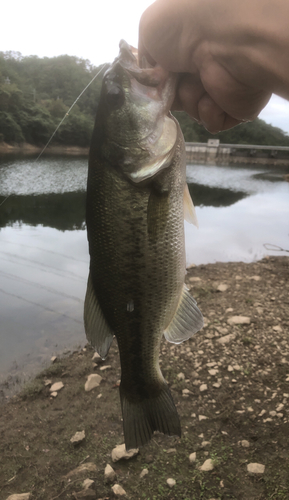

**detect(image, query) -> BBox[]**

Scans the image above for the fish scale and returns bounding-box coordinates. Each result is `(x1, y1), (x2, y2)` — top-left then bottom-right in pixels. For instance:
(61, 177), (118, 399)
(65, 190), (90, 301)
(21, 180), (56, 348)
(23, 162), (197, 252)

(84, 40), (203, 449)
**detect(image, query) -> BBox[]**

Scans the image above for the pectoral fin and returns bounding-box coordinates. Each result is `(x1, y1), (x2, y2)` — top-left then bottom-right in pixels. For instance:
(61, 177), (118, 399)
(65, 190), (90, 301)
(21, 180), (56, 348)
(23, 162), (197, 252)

(184, 184), (198, 228)
(164, 285), (204, 344)
(84, 273), (114, 359)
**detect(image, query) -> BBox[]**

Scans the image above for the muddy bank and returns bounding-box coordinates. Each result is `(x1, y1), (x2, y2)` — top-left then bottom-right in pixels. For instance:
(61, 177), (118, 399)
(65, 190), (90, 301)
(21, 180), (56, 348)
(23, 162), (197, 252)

(0, 141), (89, 156)
(0, 256), (288, 500)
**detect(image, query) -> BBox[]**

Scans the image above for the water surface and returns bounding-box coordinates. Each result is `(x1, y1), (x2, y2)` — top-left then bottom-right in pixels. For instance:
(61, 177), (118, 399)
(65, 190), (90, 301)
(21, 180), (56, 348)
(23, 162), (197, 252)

(0, 156), (288, 394)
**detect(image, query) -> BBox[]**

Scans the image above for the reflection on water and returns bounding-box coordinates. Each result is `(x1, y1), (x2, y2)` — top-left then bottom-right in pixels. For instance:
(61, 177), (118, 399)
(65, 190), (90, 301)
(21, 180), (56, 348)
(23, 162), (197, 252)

(0, 192), (86, 230)
(0, 156), (288, 395)
(188, 184), (246, 207)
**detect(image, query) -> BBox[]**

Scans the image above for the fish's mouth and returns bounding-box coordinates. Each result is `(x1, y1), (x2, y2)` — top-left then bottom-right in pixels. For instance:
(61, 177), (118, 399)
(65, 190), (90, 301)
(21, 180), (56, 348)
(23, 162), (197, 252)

(116, 39), (176, 98)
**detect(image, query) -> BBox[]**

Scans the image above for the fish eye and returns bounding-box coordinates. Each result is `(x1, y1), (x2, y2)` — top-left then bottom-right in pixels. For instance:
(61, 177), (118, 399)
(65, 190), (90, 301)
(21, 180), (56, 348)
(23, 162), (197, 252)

(105, 84), (125, 108)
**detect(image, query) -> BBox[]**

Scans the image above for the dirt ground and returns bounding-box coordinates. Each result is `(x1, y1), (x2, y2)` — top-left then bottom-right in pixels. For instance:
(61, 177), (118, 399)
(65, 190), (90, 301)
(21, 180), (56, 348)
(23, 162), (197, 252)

(0, 256), (288, 500)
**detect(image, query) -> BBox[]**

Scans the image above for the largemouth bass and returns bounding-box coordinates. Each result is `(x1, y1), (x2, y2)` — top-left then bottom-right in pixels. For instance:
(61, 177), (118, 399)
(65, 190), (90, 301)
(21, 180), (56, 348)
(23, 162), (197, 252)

(84, 40), (203, 450)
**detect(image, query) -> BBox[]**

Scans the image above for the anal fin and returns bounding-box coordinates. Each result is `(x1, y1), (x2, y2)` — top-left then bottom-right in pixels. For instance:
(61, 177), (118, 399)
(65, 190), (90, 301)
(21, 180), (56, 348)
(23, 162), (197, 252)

(84, 272), (114, 359)
(164, 285), (204, 344)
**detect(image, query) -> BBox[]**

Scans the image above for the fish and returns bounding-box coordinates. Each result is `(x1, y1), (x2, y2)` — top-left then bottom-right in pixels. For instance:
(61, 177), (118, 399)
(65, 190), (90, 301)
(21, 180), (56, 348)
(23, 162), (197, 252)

(84, 40), (203, 450)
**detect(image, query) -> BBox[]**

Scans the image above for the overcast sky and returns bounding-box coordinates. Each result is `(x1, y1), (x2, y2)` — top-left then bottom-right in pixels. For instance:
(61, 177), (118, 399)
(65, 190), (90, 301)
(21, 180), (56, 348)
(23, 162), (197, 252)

(1, 0), (289, 135)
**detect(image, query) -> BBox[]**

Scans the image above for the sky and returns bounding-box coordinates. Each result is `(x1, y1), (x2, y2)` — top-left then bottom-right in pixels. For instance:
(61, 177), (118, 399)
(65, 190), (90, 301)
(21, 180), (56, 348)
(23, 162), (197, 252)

(1, 0), (289, 135)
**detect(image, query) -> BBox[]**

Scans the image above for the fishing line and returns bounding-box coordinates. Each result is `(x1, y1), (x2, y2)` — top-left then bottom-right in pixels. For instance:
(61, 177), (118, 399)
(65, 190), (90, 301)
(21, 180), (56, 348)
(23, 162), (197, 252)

(0, 63), (109, 208)
(1, 239), (88, 264)
(0, 270), (83, 303)
(35, 63), (109, 162)
(263, 243), (289, 253)
(0, 195), (12, 208)
(0, 255), (86, 283)
(0, 287), (83, 325)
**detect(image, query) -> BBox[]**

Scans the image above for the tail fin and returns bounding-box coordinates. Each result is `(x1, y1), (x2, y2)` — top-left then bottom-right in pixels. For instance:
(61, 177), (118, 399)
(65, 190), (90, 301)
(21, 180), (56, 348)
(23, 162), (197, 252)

(119, 382), (181, 450)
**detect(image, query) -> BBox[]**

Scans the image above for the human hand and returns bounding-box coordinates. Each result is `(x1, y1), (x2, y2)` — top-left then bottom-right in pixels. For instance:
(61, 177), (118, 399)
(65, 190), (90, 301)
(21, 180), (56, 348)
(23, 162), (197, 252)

(138, 0), (273, 133)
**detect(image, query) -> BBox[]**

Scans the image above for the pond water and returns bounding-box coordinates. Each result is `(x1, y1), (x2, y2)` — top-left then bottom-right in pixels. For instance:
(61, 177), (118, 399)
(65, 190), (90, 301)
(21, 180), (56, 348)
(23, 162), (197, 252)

(0, 155), (288, 395)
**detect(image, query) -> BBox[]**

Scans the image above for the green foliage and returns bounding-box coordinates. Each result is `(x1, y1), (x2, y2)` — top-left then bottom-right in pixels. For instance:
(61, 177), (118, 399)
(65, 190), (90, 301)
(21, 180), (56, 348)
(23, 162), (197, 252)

(174, 111), (289, 146)
(0, 50), (288, 147)
(0, 51), (103, 146)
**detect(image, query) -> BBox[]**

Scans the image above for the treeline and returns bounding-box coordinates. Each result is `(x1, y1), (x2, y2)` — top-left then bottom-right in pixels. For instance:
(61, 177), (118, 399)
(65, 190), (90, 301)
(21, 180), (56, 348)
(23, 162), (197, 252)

(174, 111), (289, 146)
(0, 51), (103, 146)
(1, 51), (289, 148)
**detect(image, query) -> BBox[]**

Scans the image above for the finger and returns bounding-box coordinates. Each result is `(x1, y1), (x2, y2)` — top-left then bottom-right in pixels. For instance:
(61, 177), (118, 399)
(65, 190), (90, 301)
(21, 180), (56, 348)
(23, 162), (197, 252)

(173, 73), (206, 121)
(198, 94), (243, 133)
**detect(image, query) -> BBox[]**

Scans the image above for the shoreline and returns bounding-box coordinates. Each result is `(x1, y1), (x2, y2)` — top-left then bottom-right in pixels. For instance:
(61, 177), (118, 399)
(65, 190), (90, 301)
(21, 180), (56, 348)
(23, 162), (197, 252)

(0, 141), (89, 156)
(1, 255), (288, 403)
(1, 255), (288, 500)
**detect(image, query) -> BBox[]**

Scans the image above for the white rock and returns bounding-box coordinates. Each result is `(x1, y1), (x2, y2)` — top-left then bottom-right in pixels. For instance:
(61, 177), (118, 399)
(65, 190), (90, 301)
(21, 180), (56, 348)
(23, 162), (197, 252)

(216, 333), (236, 345)
(70, 430), (85, 444)
(273, 325), (282, 332)
(189, 277), (201, 282)
(201, 441), (211, 448)
(259, 409), (266, 417)
(6, 495), (31, 500)
(104, 463), (116, 482)
(51, 356), (57, 363)
(44, 379), (52, 387)
(233, 364), (241, 371)
(276, 403), (284, 412)
(63, 462), (97, 480)
(92, 352), (101, 361)
(240, 440), (250, 448)
(111, 444), (138, 462)
(200, 384), (208, 392)
(227, 316), (251, 325)
(199, 459), (214, 471)
(213, 382), (221, 388)
(227, 365), (233, 372)
(167, 478), (176, 488)
(250, 275), (261, 281)
(112, 483), (126, 496)
(199, 415), (209, 421)
(189, 452), (197, 463)
(166, 448), (177, 454)
(177, 372), (185, 380)
(82, 478), (94, 489)
(99, 365), (111, 371)
(208, 369), (218, 376)
(269, 411), (277, 417)
(217, 284), (228, 292)
(140, 468), (149, 478)
(247, 463), (265, 474)
(85, 374), (102, 392)
(50, 391), (58, 398)
(50, 381), (64, 392)
(182, 388), (191, 396)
